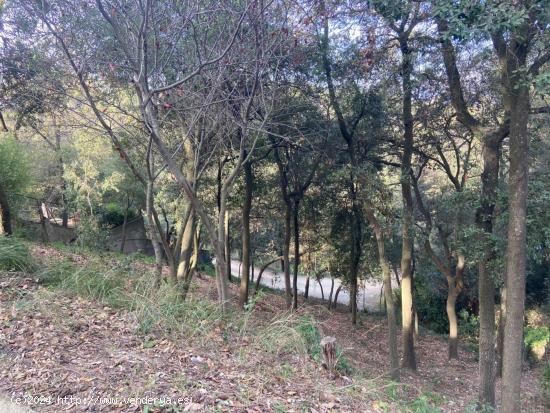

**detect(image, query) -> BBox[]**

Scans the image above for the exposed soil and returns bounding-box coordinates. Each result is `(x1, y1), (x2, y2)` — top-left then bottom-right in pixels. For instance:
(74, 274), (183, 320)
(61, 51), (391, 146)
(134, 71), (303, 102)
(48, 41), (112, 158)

(0, 245), (546, 412)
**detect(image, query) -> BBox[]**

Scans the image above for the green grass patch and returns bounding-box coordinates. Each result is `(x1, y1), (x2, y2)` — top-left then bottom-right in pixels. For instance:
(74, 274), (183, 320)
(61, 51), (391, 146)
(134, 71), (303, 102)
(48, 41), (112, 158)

(0, 236), (36, 272)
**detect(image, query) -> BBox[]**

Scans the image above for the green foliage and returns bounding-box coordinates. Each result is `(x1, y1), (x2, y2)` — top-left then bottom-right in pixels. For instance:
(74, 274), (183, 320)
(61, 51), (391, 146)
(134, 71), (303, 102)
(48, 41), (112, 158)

(0, 236), (35, 272)
(404, 395), (441, 413)
(296, 315), (352, 374)
(413, 274), (448, 334)
(39, 258), (127, 308)
(38, 249), (223, 340)
(458, 309), (479, 341)
(0, 135), (32, 202)
(99, 202), (136, 228)
(132, 282), (222, 340)
(75, 216), (109, 250)
(524, 326), (550, 348)
(524, 326), (550, 362)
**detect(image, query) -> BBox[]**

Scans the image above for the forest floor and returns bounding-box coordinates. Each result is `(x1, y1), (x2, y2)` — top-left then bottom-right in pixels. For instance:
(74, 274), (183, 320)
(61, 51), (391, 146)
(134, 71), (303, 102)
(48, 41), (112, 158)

(0, 243), (546, 413)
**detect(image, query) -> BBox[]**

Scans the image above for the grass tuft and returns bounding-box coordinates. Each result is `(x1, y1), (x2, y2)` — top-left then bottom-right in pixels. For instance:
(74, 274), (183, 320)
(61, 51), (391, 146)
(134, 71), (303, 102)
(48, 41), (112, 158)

(0, 236), (36, 272)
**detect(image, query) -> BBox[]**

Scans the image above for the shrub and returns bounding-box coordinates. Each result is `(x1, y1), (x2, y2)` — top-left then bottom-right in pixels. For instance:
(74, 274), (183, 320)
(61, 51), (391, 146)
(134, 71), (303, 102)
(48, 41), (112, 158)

(75, 216), (109, 250)
(0, 135), (32, 206)
(99, 202), (136, 228)
(524, 326), (550, 362)
(413, 275), (448, 334)
(458, 309), (479, 341)
(0, 236), (35, 272)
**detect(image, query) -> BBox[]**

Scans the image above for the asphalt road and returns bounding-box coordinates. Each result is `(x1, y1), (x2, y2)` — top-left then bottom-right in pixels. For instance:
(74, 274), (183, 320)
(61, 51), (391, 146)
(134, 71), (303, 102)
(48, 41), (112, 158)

(229, 259), (386, 311)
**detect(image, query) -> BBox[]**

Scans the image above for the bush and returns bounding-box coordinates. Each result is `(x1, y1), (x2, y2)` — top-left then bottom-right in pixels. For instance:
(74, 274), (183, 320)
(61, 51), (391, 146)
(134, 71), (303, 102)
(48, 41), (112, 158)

(458, 309), (479, 341)
(0, 136), (32, 206)
(524, 326), (550, 362)
(75, 217), (109, 250)
(0, 236), (35, 272)
(413, 275), (448, 334)
(99, 202), (136, 228)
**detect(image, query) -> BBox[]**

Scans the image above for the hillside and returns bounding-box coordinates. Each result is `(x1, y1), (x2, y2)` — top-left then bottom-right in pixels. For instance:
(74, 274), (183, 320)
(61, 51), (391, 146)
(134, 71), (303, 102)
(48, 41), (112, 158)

(0, 243), (545, 413)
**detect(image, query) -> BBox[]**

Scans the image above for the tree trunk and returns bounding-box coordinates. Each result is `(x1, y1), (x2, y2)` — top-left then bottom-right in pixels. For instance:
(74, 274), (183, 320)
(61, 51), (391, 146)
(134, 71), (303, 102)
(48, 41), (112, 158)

(216, 193), (230, 312)
(146, 180), (163, 287)
(317, 277), (325, 301)
(399, 37), (417, 371)
(477, 135), (501, 405)
(327, 278), (335, 310)
(497, 285), (507, 378)
(365, 206), (400, 381)
(332, 285), (342, 309)
(177, 208), (196, 283)
(240, 159), (253, 308)
(350, 198), (361, 325)
(0, 183), (12, 236)
(501, 75), (529, 413)
(225, 209), (231, 281)
(446, 288), (459, 359)
(283, 199), (292, 308)
(292, 198), (300, 309)
(304, 276), (310, 299)
(120, 195), (129, 253)
(181, 220), (201, 301)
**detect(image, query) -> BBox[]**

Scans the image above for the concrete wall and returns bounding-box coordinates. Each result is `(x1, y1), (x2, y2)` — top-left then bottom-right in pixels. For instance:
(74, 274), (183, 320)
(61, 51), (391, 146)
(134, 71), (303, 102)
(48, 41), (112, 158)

(107, 216), (155, 256)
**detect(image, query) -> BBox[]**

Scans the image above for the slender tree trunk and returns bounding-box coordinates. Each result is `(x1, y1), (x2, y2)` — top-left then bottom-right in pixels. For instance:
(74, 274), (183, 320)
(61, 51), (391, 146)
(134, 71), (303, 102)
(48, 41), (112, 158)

(225, 209), (231, 281)
(497, 285), (507, 378)
(317, 277), (325, 301)
(177, 208), (196, 282)
(240, 159), (253, 308)
(448, 255), (464, 360)
(304, 276), (310, 299)
(501, 77), (529, 413)
(477, 135), (501, 404)
(400, 35), (417, 370)
(292, 198), (300, 309)
(446, 288), (459, 359)
(146, 180), (163, 287)
(365, 207), (400, 380)
(327, 278), (335, 310)
(283, 199), (292, 308)
(181, 220), (201, 301)
(332, 285), (342, 309)
(0, 111), (8, 132)
(216, 193), (230, 312)
(350, 194), (361, 325)
(120, 195), (129, 253)
(0, 183), (12, 236)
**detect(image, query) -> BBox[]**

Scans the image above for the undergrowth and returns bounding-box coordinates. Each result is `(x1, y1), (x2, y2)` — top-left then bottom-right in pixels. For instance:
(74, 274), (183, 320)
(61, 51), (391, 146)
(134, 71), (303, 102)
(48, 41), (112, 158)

(254, 312), (352, 374)
(36, 249), (227, 343)
(0, 236), (36, 272)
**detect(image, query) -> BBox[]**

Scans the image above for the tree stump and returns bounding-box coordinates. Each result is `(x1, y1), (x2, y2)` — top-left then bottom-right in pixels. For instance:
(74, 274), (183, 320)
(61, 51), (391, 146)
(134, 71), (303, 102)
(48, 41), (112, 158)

(320, 336), (337, 378)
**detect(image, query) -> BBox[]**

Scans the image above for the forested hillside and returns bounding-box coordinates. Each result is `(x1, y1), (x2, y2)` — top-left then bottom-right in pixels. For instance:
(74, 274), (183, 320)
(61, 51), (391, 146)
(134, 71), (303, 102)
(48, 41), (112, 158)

(0, 0), (548, 412)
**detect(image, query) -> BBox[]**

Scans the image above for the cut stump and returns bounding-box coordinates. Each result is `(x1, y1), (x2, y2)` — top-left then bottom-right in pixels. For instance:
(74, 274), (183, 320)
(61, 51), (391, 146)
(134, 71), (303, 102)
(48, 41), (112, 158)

(320, 336), (337, 378)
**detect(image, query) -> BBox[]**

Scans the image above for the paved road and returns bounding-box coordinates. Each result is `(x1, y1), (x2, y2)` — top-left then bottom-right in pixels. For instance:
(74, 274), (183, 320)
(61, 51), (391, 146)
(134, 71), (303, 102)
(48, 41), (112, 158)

(228, 259), (386, 311)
